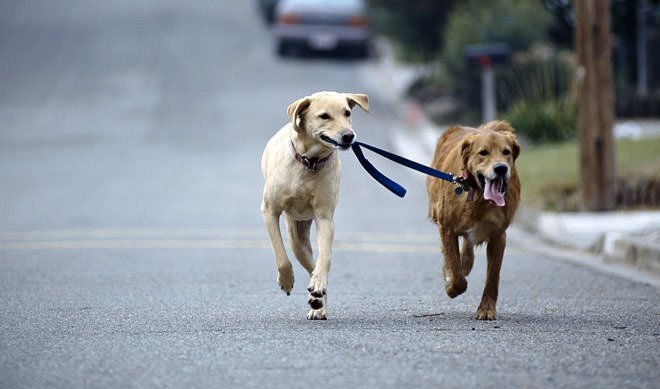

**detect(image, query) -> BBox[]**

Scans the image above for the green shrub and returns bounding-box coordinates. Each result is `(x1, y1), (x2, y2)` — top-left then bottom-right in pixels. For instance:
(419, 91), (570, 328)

(504, 100), (575, 143)
(498, 45), (577, 143)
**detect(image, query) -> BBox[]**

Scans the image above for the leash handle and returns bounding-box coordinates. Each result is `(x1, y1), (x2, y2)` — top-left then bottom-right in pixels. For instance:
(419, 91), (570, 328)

(351, 142), (407, 197)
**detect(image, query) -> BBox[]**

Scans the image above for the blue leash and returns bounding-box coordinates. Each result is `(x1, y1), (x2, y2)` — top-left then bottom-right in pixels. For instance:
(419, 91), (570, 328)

(351, 141), (467, 198)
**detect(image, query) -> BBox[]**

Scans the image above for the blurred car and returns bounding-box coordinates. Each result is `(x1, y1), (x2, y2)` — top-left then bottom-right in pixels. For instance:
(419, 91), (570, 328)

(272, 0), (371, 57)
(258, 0), (280, 24)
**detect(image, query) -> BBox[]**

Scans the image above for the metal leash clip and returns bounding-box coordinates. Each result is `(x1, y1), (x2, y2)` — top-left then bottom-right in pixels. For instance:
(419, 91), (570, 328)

(452, 174), (471, 196)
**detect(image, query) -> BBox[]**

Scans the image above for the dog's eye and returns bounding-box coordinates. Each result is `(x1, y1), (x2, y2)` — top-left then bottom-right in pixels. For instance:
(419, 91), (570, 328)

(478, 150), (489, 156)
(344, 110), (351, 118)
(319, 113), (331, 120)
(503, 149), (511, 156)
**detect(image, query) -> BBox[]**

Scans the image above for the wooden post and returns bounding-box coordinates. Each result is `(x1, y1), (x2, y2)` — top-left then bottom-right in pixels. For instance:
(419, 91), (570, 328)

(574, 0), (616, 211)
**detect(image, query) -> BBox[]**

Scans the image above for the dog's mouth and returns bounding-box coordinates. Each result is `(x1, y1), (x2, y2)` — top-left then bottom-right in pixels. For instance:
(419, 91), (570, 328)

(320, 134), (353, 150)
(477, 173), (508, 207)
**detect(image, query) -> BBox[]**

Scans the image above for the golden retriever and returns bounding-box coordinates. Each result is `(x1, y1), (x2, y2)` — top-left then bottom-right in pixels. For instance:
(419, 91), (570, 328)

(261, 91), (369, 320)
(426, 121), (520, 320)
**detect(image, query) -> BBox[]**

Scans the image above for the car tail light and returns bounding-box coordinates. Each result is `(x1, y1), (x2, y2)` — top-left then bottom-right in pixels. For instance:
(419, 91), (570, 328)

(348, 16), (370, 27)
(278, 13), (301, 25)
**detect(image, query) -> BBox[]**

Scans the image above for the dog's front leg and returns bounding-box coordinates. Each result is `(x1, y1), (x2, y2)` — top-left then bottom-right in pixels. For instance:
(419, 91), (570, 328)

(440, 228), (468, 298)
(262, 207), (294, 296)
(306, 217), (333, 320)
(477, 232), (505, 320)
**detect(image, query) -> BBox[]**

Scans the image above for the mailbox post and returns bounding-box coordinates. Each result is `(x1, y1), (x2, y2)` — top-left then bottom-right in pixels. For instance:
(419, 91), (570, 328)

(465, 43), (511, 122)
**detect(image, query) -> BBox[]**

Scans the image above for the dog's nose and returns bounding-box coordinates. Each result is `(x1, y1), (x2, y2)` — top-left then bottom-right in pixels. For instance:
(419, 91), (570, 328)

(494, 163), (508, 177)
(340, 130), (355, 145)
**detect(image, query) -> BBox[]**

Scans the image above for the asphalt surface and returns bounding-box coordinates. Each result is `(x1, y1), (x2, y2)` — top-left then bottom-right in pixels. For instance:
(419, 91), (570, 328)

(1, 1), (659, 388)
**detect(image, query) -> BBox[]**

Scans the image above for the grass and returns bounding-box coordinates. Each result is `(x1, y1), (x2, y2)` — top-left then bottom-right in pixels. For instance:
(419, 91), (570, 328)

(517, 137), (660, 209)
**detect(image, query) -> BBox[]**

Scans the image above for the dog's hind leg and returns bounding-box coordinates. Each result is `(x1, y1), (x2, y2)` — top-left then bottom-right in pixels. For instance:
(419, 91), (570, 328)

(286, 216), (315, 274)
(262, 205), (295, 295)
(460, 237), (475, 277)
(477, 232), (506, 320)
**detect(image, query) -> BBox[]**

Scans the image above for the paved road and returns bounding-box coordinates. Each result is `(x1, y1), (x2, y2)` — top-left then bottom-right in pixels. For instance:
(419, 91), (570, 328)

(1, 1), (659, 388)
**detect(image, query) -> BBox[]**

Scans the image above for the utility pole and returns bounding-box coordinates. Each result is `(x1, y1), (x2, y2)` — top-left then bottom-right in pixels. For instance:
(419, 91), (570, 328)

(637, 0), (648, 96)
(574, 0), (616, 211)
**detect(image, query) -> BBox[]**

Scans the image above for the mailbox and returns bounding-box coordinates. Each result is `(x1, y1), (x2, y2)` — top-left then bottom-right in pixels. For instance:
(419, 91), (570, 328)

(463, 43), (511, 122)
(465, 43), (511, 67)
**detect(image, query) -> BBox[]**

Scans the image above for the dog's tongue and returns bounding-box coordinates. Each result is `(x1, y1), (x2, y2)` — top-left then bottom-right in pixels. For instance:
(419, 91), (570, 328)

(484, 178), (506, 207)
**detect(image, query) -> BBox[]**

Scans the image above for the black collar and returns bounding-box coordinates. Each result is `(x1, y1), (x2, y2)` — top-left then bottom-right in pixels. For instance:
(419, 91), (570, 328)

(291, 142), (332, 171)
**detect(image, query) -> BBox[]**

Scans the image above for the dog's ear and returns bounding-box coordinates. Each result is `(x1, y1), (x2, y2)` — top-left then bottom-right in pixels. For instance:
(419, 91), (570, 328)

(287, 96), (311, 133)
(509, 134), (521, 161)
(491, 121), (520, 160)
(460, 134), (475, 168)
(346, 93), (369, 112)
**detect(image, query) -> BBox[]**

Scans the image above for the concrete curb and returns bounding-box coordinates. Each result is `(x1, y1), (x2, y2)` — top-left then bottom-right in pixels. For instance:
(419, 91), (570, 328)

(602, 230), (660, 275)
(534, 211), (660, 277)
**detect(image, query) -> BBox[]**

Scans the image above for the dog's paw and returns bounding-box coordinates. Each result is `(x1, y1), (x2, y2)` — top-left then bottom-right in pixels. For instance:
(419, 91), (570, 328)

(307, 291), (327, 319)
(476, 307), (497, 320)
(308, 295), (324, 309)
(476, 297), (497, 320)
(444, 276), (467, 298)
(307, 274), (327, 298)
(277, 269), (294, 296)
(307, 308), (327, 320)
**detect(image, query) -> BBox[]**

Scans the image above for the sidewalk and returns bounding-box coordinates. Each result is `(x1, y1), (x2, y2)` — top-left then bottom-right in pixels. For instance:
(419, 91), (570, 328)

(360, 38), (660, 281)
